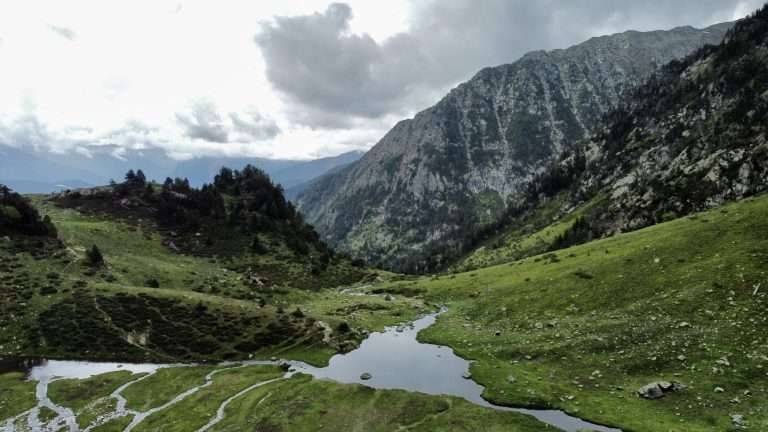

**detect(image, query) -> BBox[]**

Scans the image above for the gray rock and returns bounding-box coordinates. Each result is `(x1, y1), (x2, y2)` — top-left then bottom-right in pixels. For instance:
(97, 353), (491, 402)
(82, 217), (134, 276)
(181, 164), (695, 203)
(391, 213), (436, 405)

(731, 414), (746, 427)
(637, 381), (686, 399)
(360, 372), (372, 380)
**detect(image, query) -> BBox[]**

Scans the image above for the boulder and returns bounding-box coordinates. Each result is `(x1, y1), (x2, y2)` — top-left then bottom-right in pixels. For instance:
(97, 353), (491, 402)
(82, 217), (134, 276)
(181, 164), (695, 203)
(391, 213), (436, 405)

(637, 381), (685, 399)
(360, 372), (372, 380)
(731, 414), (746, 428)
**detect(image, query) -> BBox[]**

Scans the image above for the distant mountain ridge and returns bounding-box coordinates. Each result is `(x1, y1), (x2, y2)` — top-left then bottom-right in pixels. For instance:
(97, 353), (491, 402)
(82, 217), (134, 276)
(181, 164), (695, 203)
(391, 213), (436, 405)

(297, 22), (732, 272)
(0, 144), (362, 195)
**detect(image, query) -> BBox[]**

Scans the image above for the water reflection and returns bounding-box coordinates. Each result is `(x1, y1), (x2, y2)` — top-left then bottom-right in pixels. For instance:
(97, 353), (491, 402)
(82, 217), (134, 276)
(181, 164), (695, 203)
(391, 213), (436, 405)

(289, 312), (621, 432)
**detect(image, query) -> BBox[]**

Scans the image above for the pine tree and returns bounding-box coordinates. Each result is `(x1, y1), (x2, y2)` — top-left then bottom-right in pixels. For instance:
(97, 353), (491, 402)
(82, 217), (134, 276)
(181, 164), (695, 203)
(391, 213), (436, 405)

(86, 245), (104, 267)
(251, 235), (268, 254)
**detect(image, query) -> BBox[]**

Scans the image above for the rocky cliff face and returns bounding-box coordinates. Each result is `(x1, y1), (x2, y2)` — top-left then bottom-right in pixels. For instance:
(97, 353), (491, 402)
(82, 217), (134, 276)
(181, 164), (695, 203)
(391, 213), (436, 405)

(298, 23), (731, 272)
(577, 7), (768, 234)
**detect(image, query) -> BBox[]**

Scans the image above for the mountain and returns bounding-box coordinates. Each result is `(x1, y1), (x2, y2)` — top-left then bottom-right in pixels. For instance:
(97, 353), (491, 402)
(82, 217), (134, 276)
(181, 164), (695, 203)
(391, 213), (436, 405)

(282, 152), (364, 200)
(575, 10), (768, 233)
(0, 144), (361, 195)
(297, 23), (732, 272)
(272, 150), (363, 190)
(456, 5), (768, 271)
(0, 145), (103, 192)
(171, 156), (299, 187)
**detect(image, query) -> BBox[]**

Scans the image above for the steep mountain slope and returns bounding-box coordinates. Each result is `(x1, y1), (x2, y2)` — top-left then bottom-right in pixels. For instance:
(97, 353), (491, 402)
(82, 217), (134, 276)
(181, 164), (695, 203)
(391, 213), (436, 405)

(452, 6), (768, 273)
(298, 23), (731, 272)
(577, 8), (768, 234)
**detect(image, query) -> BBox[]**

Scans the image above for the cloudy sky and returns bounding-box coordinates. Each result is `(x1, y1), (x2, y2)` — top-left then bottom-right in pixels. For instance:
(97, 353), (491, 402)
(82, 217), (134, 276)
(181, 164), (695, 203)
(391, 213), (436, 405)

(0, 1), (762, 160)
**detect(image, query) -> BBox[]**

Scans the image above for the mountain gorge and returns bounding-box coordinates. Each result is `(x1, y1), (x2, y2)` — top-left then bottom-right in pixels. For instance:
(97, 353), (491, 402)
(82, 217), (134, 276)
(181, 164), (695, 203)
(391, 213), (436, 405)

(297, 22), (733, 272)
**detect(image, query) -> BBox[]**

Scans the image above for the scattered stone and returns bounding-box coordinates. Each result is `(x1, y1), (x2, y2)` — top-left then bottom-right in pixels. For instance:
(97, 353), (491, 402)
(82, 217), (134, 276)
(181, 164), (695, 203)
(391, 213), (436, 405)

(462, 371), (472, 379)
(506, 374), (516, 384)
(637, 381), (686, 399)
(715, 386), (725, 393)
(731, 414), (746, 428)
(360, 372), (372, 380)
(384, 294), (393, 301)
(716, 357), (731, 367)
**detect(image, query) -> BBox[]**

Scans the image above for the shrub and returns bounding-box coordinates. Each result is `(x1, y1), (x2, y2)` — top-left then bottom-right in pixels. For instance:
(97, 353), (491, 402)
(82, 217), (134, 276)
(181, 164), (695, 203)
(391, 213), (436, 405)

(251, 235), (268, 254)
(85, 245), (104, 267)
(573, 271), (594, 280)
(39, 286), (58, 296)
(337, 322), (351, 333)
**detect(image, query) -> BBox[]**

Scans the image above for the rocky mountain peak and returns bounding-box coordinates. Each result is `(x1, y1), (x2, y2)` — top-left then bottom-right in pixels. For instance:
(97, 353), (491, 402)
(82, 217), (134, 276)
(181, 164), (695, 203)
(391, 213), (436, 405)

(298, 22), (731, 272)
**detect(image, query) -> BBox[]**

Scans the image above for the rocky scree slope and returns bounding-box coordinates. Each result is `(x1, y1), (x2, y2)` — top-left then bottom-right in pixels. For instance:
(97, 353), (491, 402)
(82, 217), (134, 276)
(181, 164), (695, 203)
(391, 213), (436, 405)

(298, 23), (731, 273)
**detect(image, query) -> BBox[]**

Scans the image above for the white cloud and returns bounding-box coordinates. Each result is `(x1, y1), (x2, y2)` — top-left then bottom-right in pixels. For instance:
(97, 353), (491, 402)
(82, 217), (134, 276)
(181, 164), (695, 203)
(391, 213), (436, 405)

(0, 0), (762, 159)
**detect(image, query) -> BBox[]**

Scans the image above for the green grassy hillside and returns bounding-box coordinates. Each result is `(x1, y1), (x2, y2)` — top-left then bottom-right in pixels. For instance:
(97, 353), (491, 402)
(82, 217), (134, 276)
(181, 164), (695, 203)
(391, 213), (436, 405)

(0, 184), (419, 364)
(374, 193), (768, 431)
(454, 194), (605, 272)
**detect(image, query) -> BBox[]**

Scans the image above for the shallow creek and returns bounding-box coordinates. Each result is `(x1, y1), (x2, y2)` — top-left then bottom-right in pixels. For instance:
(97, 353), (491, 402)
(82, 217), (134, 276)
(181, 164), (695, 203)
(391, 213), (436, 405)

(1, 311), (620, 432)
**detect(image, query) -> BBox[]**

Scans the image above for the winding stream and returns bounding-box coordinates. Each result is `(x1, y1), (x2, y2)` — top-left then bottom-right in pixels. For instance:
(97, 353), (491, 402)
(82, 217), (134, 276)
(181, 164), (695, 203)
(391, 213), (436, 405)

(1, 311), (621, 432)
